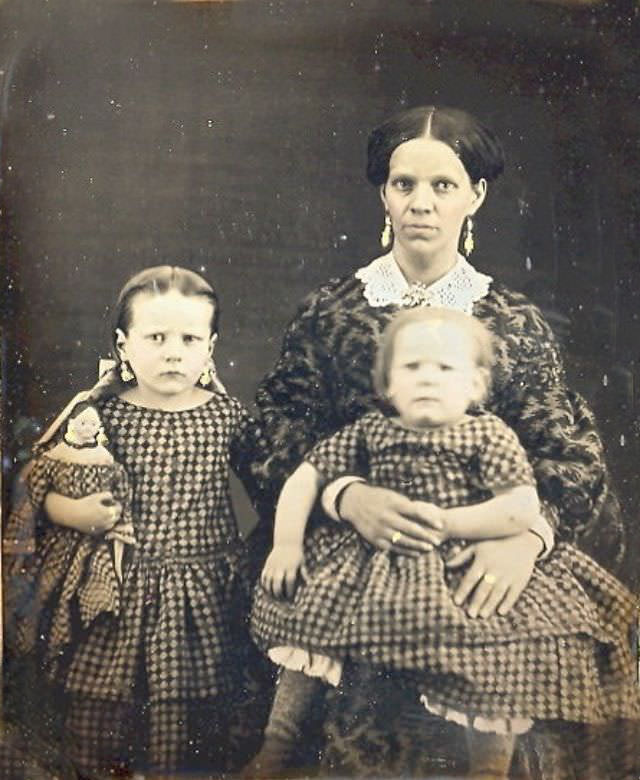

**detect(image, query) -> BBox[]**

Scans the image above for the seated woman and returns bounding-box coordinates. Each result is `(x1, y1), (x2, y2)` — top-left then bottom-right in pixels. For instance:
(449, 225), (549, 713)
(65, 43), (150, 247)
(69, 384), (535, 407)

(255, 104), (637, 778)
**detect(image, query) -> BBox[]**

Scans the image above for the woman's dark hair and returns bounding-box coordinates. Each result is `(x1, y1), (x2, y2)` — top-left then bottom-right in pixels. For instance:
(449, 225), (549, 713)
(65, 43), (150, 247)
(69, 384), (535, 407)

(110, 265), (220, 365)
(373, 307), (494, 403)
(366, 105), (505, 187)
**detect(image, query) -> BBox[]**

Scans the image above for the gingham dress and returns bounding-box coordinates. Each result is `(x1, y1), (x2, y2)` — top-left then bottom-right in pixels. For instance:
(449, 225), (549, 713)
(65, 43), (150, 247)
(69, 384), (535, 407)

(58, 393), (268, 774)
(251, 411), (639, 726)
(3, 454), (131, 662)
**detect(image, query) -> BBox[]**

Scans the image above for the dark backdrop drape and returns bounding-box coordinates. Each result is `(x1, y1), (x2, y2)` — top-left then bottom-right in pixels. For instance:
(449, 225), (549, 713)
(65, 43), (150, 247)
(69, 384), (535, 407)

(1, 0), (639, 588)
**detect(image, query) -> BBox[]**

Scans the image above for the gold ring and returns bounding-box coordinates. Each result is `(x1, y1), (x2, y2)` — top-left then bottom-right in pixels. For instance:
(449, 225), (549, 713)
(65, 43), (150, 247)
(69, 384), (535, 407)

(483, 573), (497, 585)
(391, 531), (402, 545)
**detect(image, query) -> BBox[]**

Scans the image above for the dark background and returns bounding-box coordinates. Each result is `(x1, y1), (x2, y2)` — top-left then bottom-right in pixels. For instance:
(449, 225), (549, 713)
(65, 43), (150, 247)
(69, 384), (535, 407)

(1, 0), (639, 588)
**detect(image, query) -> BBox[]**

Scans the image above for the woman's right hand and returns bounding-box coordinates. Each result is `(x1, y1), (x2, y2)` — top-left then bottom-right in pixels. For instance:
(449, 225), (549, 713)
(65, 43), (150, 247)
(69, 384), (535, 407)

(44, 491), (122, 535)
(338, 482), (444, 555)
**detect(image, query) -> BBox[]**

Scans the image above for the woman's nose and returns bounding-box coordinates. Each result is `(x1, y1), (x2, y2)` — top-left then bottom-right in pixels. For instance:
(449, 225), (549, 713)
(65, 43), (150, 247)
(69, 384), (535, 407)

(409, 183), (434, 212)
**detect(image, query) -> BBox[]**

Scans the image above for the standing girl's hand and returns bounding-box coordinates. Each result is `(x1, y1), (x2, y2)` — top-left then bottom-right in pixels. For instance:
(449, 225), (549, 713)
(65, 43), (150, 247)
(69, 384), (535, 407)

(261, 545), (306, 600)
(44, 490), (122, 535)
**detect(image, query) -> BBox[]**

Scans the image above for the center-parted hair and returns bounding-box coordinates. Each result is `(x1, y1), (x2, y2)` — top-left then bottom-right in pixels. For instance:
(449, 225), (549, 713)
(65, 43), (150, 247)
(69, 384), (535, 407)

(110, 265), (220, 367)
(373, 307), (495, 402)
(366, 105), (505, 187)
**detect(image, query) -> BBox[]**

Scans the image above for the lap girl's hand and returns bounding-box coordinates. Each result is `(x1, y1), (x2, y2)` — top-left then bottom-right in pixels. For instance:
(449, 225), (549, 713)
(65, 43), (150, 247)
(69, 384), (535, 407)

(339, 483), (444, 556)
(446, 532), (543, 618)
(261, 545), (306, 600)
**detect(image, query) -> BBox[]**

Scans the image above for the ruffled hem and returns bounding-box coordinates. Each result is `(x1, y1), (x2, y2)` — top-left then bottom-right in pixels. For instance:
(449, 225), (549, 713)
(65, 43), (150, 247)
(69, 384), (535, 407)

(268, 646), (343, 687)
(419, 693), (533, 735)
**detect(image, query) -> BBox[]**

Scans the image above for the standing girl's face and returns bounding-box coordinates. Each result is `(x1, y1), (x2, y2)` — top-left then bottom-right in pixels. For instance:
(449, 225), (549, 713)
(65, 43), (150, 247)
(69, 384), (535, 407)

(116, 289), (215, 408)
(386, 320), (487, 430)
(381, 137), (486, 267)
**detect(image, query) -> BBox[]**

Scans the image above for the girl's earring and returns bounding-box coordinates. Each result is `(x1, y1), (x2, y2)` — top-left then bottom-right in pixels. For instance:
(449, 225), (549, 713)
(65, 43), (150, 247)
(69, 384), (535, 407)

(463, 216), (475, 257)
(198, 361), (214, 388)
(120, 360), (135, 383)
(380, 213), (393, 249)
(200, 359), (228, 394)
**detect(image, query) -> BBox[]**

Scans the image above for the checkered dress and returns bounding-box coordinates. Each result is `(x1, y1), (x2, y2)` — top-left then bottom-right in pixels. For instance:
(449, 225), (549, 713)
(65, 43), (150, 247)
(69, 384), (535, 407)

(54, 393), (269, 774)
(251, 411), (639, 725)
(3, 454), (131, 662)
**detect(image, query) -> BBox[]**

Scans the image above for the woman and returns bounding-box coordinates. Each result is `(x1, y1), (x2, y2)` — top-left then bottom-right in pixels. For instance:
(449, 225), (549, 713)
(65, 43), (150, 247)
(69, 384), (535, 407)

(255, 106), (633, 778)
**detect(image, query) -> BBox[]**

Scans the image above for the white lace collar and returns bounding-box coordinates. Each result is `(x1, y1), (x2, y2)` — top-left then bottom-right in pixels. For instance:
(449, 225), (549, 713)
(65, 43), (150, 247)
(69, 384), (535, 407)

(354, 251), (493, 313)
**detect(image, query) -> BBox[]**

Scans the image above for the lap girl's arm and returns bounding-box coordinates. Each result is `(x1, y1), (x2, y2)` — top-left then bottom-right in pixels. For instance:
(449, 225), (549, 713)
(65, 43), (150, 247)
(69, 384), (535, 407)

(261, 462), (323, 600)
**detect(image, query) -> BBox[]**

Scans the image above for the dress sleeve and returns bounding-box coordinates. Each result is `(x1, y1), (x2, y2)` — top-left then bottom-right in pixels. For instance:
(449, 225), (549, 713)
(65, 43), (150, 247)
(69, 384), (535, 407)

(487, 292), (611, 545)
(229, 398), (277, 516)
(255, 285), (342, 492)
(305, 417), (370, 484)
(473, 417), (536, 493)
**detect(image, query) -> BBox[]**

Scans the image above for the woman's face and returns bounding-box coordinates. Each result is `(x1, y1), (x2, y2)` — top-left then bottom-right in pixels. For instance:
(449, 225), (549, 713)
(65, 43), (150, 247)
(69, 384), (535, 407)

(381, 137), (486, 266)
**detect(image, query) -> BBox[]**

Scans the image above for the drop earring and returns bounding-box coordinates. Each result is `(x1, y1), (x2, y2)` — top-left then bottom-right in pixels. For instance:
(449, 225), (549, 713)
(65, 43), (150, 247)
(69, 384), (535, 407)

(120, 360), (135, 383)
(463, 216), (475, 257)
(198, 361), (214, 388)
(380, 213), (393, 249)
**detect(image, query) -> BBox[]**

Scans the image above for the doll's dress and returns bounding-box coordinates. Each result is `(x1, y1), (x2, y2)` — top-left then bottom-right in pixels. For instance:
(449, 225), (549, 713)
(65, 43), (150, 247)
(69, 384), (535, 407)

(4, 452), (132, 666)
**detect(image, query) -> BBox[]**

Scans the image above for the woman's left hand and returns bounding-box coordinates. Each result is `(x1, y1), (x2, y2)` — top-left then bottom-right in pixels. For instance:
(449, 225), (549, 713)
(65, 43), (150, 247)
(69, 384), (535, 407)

(445, 532), (543, 618)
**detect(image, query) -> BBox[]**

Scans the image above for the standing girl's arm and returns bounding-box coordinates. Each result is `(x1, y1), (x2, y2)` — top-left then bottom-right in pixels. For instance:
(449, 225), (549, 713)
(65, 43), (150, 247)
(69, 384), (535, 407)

(44, 490), (121, 535)
(260, 462), (323, 600)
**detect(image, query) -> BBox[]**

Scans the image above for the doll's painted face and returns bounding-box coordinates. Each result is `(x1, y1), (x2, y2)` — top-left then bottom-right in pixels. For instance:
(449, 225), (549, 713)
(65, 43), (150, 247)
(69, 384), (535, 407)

(66, 406), (102, 445)
(386, 319), (487, 430)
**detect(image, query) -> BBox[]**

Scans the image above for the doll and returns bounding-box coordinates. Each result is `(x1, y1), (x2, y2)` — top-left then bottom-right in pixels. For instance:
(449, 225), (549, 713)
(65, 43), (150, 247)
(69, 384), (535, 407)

(4, 400), (134, 665)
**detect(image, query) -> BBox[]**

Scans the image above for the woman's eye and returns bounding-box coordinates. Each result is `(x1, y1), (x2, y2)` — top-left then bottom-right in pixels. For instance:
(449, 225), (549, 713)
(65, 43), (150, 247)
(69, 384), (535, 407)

(183, 335), (201, 344)
(392, 177), (413, 192)
(405, 362), (420, 371)
(149, 333), (164, 343)
(439, 363), (453, 371)
(434, 180), (456, 193)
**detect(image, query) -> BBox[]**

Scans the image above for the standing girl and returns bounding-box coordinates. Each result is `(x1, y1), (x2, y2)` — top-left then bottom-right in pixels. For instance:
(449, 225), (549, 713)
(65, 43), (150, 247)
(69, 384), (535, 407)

(30, 266), (272, 777)
(250, 307), (639, 779)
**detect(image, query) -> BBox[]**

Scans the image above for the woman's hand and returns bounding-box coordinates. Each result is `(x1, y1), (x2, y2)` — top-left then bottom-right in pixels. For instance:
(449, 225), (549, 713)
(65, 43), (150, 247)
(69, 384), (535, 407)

(44, 491), (122, 535)
(261, 544), (306, 600)
(339, 483), (445, 555)
(446, 532), (543, 618)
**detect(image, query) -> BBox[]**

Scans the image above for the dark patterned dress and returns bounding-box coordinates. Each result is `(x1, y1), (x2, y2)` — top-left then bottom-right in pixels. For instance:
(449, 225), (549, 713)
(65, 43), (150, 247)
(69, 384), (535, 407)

(252, 411), (638, 729)
(3, 454), (131, 664)
(55, 393), (270, 775)
(255, 267), (640, 778)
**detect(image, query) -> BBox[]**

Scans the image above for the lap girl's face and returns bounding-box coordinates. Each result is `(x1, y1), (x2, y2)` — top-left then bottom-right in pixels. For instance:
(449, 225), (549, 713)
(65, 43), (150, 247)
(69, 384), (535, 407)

(386, 320), (485, 430)
(116, 289), (215, 406)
